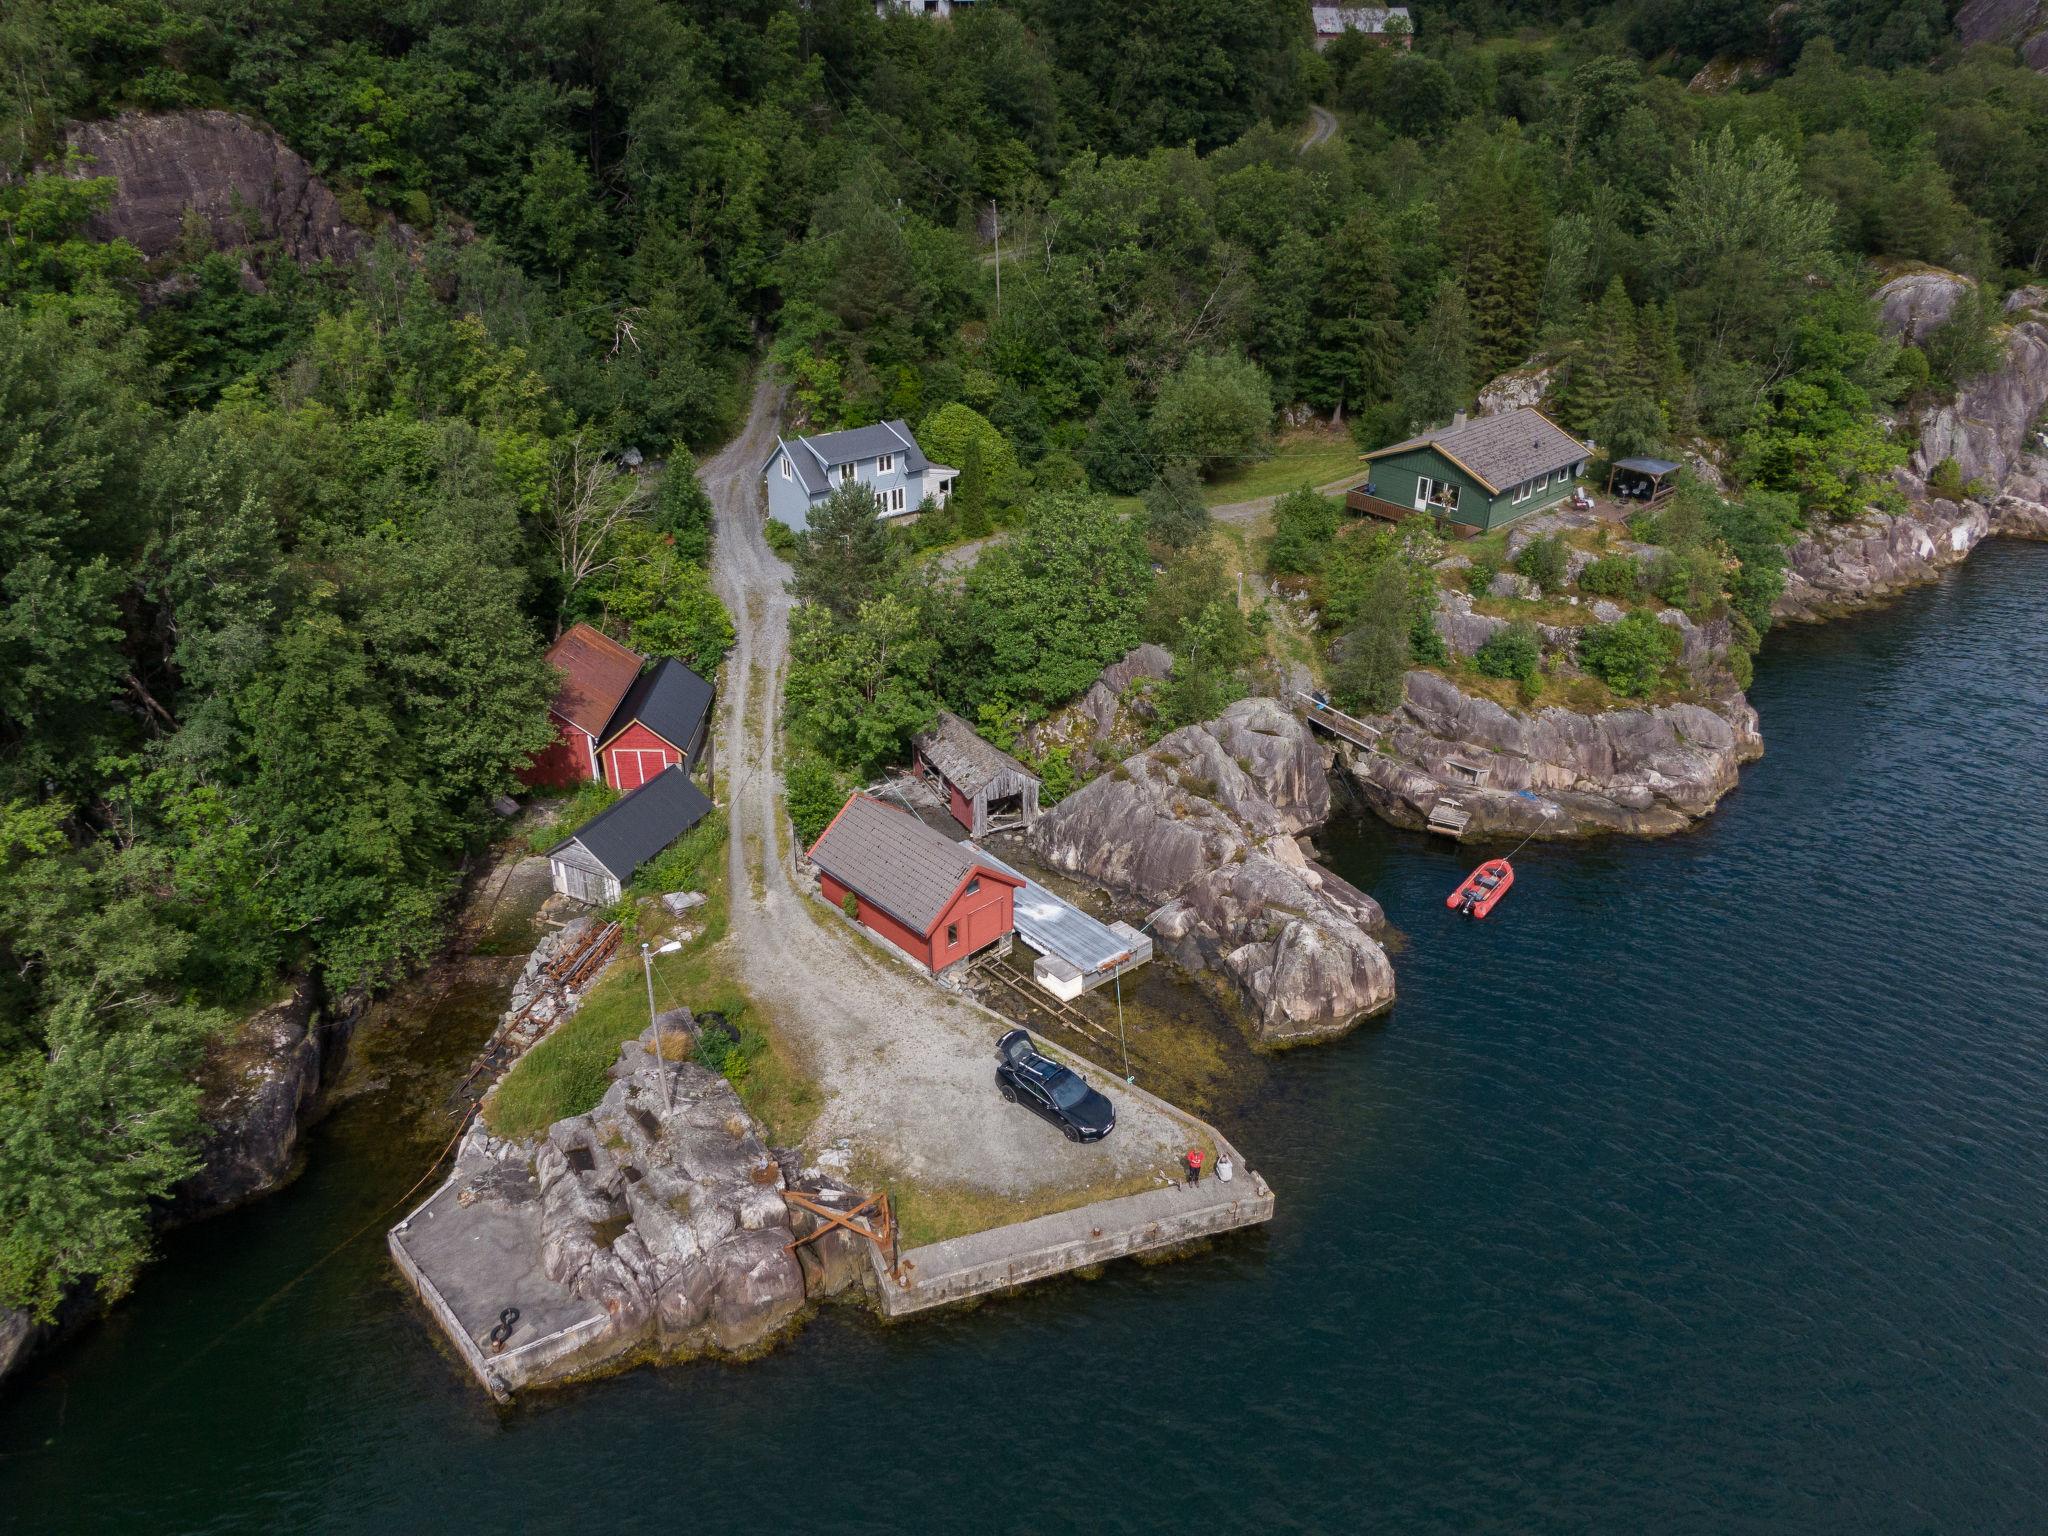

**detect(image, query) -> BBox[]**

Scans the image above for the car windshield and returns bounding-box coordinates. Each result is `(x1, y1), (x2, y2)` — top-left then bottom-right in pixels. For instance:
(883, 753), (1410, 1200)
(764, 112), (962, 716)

(1048, 1070), (1091, 1109)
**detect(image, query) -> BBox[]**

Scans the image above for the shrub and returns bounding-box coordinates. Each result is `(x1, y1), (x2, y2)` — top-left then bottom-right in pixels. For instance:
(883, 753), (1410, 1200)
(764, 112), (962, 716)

(1268, 487), (1341, 575)
(840, 892), (859, 920)
(763, 518), (798, 557)
(784, 752), (845, 846)
(1578, 612), (1681, 697)
(1466, 554), (1499, 595)
(1514, 534), (1571, 594)
(1473, 620), (1541, 683)
(1037, 746), (1076, 804)
(1577, 553), (1641, 597)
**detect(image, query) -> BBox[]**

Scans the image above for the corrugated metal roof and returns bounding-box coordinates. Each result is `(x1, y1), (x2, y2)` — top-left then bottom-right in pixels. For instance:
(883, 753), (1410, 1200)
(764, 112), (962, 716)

(1367, 407), (1586, 494)
(970, 847), (1140, 977)
(915, 711), (1037, 798)
(1613, 456), (1680, 475)
(808, 794), (1015, 935)
(600, 657), (713, 755)
(551, 766), (712, 881)
(544, 623), (642, 737)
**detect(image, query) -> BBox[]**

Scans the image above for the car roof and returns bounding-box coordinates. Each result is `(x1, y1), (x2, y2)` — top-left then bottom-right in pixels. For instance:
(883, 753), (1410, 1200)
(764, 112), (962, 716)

(1016, 1055), (1070, 1086)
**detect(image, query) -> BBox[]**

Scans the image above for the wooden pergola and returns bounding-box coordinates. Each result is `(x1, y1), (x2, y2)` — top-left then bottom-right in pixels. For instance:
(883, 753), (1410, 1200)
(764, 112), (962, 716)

(1605, 456), (1679, 506)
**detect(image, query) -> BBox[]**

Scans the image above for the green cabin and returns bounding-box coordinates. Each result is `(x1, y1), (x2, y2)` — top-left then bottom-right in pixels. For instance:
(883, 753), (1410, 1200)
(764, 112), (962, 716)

(1348, 407), (1590, 533)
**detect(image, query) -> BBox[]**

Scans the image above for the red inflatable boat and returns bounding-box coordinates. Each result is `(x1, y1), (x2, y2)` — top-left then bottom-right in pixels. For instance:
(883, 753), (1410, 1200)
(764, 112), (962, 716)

(1447, 858), (1514, 918)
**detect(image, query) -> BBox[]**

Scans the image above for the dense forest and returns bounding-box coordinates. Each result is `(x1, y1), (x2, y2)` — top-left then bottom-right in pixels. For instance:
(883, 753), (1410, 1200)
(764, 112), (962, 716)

(4, 0), (2045, 1323)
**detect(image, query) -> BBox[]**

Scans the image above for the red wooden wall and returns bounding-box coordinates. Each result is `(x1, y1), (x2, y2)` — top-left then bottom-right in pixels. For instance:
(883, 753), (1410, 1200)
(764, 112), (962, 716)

(603, 721), (684, 791)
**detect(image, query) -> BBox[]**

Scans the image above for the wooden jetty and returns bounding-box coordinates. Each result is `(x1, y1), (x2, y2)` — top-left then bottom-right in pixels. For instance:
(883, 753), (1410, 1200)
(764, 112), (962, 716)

(1293, 690), (1383, 751)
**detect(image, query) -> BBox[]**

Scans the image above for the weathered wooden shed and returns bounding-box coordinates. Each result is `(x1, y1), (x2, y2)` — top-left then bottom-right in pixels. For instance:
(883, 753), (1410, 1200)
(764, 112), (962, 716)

(914, 711), (1041, 837)
(548, 766), (713, 906)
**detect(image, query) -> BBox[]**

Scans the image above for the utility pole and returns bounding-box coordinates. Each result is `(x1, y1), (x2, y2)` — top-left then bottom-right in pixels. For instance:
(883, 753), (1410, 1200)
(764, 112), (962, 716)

(642, 942), (672, 1113)
(991, 200), (1001, 322)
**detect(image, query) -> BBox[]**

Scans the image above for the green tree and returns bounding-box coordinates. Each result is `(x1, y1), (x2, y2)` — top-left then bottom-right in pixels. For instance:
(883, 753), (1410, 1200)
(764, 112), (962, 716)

(789, 484), (898, 624)
(1082, 384), (1155, 495)
(786, 589), (940, 775)
(917, 402), (1023, 512)
(649, 453), (715, 565)
(1385, 279), (1474, 438)
(1150, 353), (1274, 476)
(1301, 209), (1401, 421)
(953, 495), (1152, 711)
(1267, 487), (1342, 576)
(1143, 461), (1210, 551)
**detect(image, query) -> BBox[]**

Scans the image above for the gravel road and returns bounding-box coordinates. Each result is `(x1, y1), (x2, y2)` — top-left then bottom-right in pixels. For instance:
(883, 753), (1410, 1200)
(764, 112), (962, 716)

(702, 378), (1192, 1198)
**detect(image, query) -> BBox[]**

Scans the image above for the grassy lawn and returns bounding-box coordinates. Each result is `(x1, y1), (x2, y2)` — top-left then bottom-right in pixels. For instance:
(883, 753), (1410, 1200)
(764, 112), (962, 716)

(484, 813), (821, 1144)
(883, 1164), (1176, 1252)
(1201, 431), (1364, 505)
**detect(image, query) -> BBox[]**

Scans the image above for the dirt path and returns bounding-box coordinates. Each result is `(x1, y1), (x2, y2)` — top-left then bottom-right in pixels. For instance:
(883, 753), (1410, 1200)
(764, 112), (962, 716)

(1301, 104), (1338, 151)
(1210, 471), (1360, 526)
(702, 379), (1190, 1198)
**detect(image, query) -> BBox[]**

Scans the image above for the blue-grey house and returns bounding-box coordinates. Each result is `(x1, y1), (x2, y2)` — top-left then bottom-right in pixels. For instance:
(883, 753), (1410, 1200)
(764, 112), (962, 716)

(761, 420), (957, 532)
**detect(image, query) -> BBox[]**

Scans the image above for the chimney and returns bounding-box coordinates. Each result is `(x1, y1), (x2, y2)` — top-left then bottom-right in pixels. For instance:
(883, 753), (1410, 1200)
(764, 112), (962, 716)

(1450, 410), (1467, 430)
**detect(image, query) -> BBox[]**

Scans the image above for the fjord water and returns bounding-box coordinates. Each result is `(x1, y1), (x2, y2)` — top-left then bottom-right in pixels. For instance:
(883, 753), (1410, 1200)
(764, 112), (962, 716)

(6, 544), (2047, 1534)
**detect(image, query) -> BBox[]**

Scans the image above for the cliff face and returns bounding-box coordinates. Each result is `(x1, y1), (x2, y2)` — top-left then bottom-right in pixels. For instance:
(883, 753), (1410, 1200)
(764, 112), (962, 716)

(1777, 313), (2048, 619)
(1345, 669), (1762, 839)
(1028, 697), (1395, 1046)
(62, 109), (372, 267)
(1955, 0), (2048, 70)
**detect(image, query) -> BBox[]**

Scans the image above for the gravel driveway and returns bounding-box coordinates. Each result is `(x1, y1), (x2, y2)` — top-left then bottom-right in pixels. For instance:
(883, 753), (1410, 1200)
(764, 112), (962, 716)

(703, 380), (1194, 1199)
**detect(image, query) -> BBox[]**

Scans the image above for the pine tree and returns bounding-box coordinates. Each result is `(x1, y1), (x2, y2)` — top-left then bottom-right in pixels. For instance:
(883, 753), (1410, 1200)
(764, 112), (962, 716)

(1445, 148), (1548, 378)
(1391, 279), (1475, 435)
(1301, 209), (1402, 422)
(954, 435), (993, 539)
(1551, 276), (1640, 437)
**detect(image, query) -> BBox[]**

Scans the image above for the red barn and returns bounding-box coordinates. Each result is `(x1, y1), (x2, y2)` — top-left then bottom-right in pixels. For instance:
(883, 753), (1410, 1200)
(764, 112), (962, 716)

(807, 794), (1021, 976)
(596, 657), (715, 791)
(522, 624), (643, 788)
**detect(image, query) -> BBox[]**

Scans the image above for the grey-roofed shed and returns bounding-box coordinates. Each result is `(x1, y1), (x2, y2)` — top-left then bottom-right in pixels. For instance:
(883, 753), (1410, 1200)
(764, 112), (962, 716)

(548, 766), (713, 906)
(915, 710), (1041, 838)
(598, 657), (714, 767)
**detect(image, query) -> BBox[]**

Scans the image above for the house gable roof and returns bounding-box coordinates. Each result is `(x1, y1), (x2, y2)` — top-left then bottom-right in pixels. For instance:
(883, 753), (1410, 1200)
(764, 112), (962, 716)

(763, 420), (934, 498)
(544, 624), (644, 738)
(598, 657), (714, 756)
(1365, 407), (1587, 495)
(549, 766), (712, 881)
(915, 710), (1039, 799)
(807, 794), (1020, 937)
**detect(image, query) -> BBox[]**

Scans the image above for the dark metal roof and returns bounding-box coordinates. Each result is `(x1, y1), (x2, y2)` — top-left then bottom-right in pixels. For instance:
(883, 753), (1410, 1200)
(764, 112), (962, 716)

(600, 657), (713, 755)
(543, 623), (643, 737)
(808, 794), (1017, 936)
(550, 766), (712, 882)
(765, 419), (930, 497)
(915, 711), (1037, 798)
(1612, 457), (1680, 476)
(1366, 407), (1588, 494)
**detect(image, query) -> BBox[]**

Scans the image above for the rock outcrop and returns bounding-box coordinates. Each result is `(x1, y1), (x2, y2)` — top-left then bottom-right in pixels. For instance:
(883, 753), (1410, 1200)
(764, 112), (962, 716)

(1875, 268), (1972, 346)
(62, 109), (371, 267)
(1775, 499), (1992, 621)
(172, 980), (364, 1215)
(1778, 316), (2048, 617)
(1029, 697), (1394, 1045)
(1017, 643), (1172, 774)
(1478, 361), (1554, 416)
(1345, 670), (1762, 838)
(1909, 320), (2048, 491)
(1955, 0), (2048, 70)
(531, 1024), (815, 1358)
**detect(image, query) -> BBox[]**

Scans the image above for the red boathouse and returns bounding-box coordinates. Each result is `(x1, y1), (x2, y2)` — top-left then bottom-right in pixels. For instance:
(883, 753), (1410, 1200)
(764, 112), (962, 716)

(807, 794), (1022, 976)
(596, 657), (715, 791)
(523, 624), (643, 788)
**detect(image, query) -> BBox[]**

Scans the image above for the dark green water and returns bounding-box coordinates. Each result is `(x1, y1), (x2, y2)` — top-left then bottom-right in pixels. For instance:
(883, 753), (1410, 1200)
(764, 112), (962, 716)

(6, 543), (2048, 1534)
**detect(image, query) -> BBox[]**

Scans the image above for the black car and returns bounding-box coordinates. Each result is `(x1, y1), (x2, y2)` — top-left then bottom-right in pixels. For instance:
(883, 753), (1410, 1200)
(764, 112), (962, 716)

(995, 1029), (1116, 1143)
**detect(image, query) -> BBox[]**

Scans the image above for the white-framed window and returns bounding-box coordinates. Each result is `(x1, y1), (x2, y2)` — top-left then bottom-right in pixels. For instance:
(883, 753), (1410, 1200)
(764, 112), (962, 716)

(780, 456), (792, 480)
(1513, 480), (1531, 504)
(839, 462), (855, 483)
(886, 487), (905, 512)
(878, 452), (894, 473)
(1420, 477), (1460, 513)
